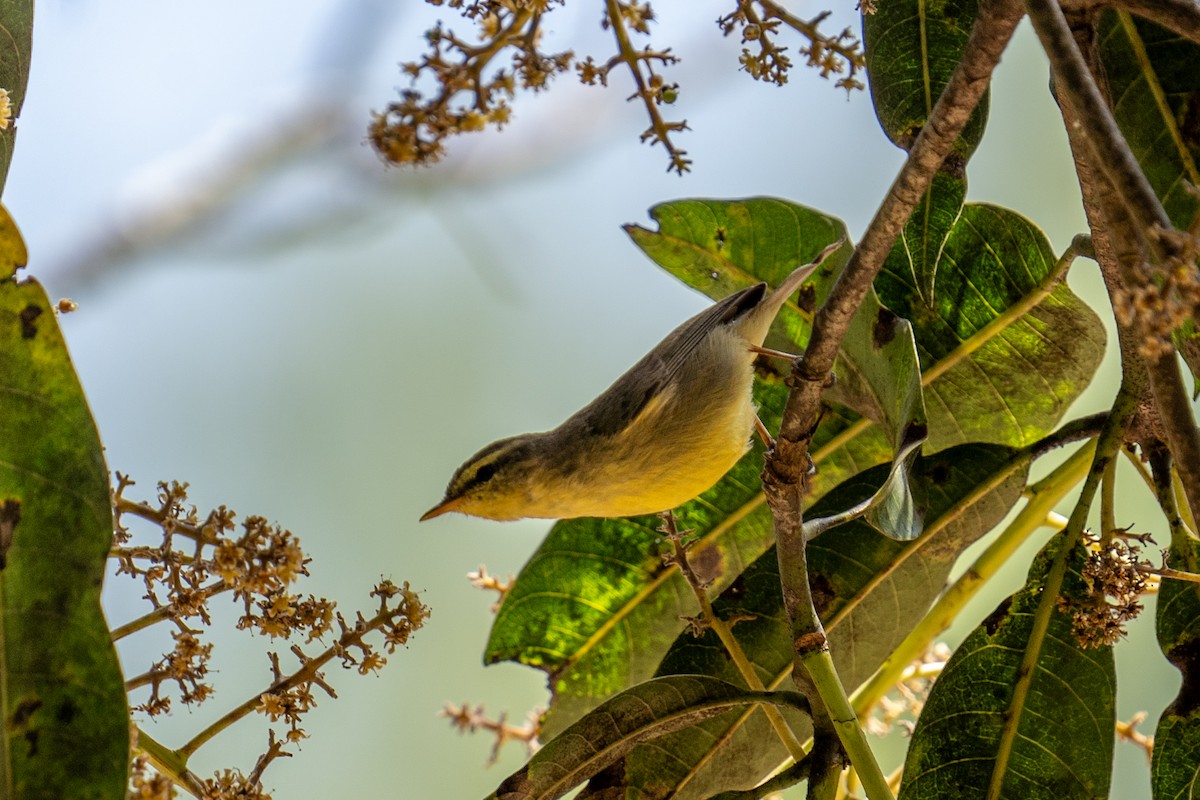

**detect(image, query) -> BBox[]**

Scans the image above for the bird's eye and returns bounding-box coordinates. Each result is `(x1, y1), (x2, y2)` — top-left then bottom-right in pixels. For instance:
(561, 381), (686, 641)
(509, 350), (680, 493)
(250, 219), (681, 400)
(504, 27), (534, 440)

(473, 463), (498, 484)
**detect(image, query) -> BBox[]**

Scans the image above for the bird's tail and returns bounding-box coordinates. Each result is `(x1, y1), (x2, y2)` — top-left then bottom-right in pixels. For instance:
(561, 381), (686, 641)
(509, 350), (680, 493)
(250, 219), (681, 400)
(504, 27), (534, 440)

(741, 237), (847, 345)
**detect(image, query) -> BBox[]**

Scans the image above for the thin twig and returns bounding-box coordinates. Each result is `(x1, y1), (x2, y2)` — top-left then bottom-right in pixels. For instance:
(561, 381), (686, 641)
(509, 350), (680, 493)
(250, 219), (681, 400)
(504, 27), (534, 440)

(603, 0), (690, 173)
(657, 512), (807, 764)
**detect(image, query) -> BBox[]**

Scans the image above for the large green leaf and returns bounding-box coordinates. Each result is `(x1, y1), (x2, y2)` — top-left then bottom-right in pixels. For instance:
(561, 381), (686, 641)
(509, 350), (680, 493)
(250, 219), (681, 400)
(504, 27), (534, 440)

(0, 205), (129, 799)
(1098, 10), (1200, 231)
(487, 676), (807, 800)
(862, 0), (987, 160)
(582, 443), (1027, 799)
(900, 540), (1115, 800)
(0, 0), (34, 195)
(876, 195), (1106, 451)
(1152, 536), (1200, 799)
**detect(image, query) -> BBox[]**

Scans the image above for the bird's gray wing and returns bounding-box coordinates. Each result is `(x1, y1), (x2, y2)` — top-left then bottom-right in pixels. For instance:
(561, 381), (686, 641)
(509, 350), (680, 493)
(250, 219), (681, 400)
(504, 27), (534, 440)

(567, 282), (767, 439)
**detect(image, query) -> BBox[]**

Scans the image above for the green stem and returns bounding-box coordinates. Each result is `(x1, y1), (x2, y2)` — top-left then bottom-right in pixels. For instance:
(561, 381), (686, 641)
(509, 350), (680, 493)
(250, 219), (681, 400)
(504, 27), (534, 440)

(1099, 453), (1117, 545)
(851, 440), (1093, 715)
(800, 648), (894, 800)
(136, 727), (204, 797)
(110, 578), (227, 640)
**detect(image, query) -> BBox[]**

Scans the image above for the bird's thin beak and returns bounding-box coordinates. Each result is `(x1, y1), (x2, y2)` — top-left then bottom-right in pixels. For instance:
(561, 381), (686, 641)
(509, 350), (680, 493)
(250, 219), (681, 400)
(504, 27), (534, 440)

(420, 496), (462, 522)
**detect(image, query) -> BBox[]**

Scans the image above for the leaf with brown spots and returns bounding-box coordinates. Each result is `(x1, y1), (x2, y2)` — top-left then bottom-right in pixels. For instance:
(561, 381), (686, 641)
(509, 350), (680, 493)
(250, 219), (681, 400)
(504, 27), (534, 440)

(0, 206), (128, 798)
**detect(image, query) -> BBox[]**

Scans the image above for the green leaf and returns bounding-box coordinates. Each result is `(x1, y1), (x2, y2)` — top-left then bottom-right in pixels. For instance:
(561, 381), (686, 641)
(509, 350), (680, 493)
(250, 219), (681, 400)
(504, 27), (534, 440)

(0, 0), (34, 195)
(900, 541), (1115, 800)
(0, 206), (129, 799)
(590, 443), (1027, 799)
(1152, 536), (1200, 799)
(1098, 10), (1200, 231)
(862, 0), (987, 159)
(876, 198), (1106, 451)
(485, 676), (806, 800)
(900, 172), (964, 304)
(0, 203), (24, 281)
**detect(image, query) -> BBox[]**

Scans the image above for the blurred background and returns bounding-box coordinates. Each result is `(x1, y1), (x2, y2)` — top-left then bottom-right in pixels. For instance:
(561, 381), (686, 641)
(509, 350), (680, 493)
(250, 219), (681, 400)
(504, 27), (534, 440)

(5, 1), (1179, 796)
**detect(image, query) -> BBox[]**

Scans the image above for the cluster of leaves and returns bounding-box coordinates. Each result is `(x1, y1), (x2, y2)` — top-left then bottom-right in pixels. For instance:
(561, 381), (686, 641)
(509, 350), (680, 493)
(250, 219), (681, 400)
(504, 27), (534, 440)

(111, 478), (430, 796)
(369, 0), (865, 173)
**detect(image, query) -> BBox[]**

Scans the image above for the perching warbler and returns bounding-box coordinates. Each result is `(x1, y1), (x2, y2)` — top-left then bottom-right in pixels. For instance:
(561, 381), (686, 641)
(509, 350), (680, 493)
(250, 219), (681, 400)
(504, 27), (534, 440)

(421, 242), (842, 522)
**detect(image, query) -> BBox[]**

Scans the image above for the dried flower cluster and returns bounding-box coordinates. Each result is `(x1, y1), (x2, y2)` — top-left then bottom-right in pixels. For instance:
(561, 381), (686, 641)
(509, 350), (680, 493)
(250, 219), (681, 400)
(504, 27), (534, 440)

(468, 564), (514, 612)
(113, 476), (319, 718)
(373, 0), (865, 173)
(717, 0), (865, 91)
(198, 768), (272, 800)
(443, 701), (542, 765)
(369, 0), (572, 167)
(129, 756), (175, 800)
(1112, 226), (1200, 360)
(112, 476), (429, 798)
(1057, 533), (1149, 648)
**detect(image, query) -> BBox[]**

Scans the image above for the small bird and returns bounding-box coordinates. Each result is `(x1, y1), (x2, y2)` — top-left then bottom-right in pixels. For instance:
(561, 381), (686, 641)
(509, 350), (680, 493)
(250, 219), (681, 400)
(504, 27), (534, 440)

(421, 243), (841, 522)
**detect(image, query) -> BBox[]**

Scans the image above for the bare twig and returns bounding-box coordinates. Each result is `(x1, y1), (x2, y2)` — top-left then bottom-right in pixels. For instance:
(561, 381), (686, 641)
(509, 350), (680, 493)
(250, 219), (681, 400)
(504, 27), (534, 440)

(657, 511), (807, 764)
(602, 0), (691, 173)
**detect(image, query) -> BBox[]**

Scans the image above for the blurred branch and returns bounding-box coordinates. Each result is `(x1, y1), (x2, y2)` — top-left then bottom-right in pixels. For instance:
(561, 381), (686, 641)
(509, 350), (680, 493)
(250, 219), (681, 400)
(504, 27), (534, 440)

(52, 104), (343, 290)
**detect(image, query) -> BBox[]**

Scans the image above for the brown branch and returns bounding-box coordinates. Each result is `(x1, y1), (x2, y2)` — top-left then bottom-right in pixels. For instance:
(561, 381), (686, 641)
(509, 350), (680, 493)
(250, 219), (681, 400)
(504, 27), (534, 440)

(1050, 12), (1200, 531)
(1025, 0), (1175, 256)
(1106, 0), (1200, 45)
(757, 4), (1025, 797)
(603, 0), (691, 173)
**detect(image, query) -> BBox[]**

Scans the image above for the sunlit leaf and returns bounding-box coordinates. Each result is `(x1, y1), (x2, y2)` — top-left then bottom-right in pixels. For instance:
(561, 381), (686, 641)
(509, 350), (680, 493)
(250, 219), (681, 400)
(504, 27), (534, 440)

(876, 197), (1106, 451)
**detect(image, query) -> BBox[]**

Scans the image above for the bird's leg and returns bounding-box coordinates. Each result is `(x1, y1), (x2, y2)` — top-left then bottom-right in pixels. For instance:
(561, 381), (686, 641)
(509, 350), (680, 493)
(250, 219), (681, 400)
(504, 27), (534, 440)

(749, 345), (800, 360)
(754, 415), (775, 449)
